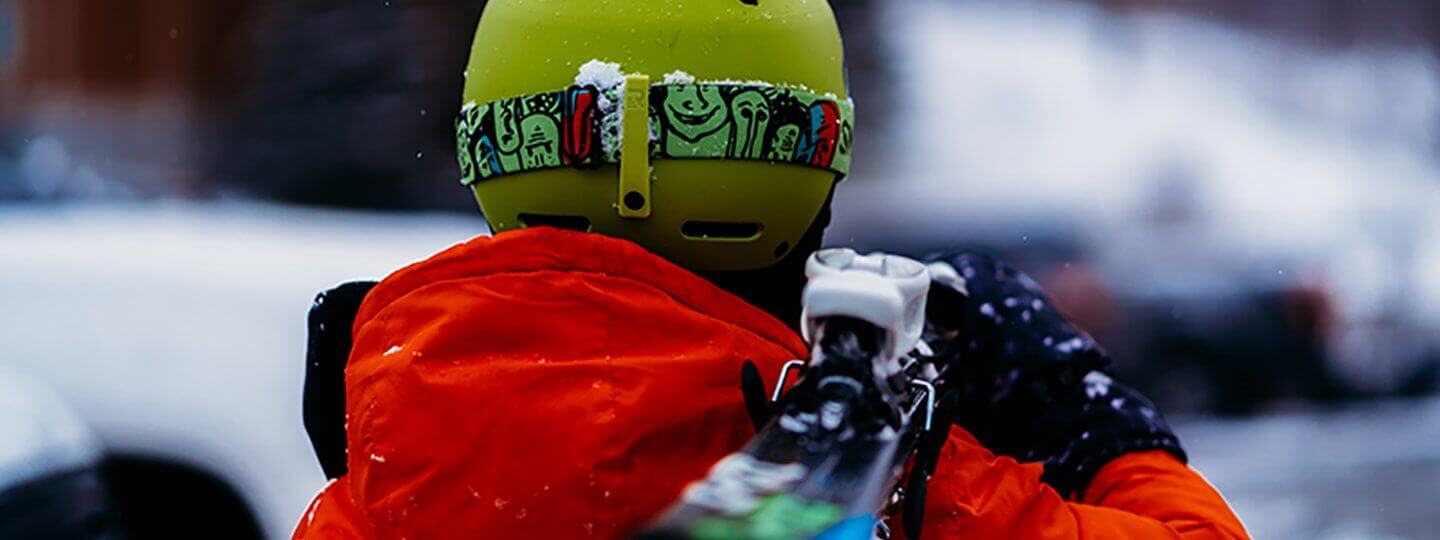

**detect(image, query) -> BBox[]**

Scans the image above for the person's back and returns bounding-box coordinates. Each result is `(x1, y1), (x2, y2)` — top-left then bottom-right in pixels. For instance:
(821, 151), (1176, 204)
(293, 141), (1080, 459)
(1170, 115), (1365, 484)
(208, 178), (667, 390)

(294, 1), (1249, 538)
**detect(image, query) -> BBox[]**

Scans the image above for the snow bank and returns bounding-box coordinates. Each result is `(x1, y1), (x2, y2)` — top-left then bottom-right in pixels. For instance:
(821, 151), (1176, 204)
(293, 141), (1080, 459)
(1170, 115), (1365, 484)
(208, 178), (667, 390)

(0, 201), (485, 539)
(0, 366), (101, 491)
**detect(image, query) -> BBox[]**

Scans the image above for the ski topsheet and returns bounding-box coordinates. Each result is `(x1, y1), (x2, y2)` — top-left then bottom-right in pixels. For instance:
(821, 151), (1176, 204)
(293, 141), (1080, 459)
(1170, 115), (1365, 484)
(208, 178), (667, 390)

(640, 249), (951, 540)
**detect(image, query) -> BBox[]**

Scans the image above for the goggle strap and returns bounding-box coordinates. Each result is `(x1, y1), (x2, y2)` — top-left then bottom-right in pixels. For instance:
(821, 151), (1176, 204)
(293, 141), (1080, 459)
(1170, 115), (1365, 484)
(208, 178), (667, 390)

(455, 82), (854, 186)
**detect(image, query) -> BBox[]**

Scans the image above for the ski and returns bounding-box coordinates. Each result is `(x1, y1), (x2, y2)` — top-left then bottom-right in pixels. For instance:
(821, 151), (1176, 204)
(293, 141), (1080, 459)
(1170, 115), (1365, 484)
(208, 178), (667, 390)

(639, 249), (967, 540)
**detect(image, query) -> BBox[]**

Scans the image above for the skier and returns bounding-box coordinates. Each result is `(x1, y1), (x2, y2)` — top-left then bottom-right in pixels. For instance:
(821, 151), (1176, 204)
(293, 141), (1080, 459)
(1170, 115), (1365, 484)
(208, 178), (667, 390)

(294, 1), (1248, 538)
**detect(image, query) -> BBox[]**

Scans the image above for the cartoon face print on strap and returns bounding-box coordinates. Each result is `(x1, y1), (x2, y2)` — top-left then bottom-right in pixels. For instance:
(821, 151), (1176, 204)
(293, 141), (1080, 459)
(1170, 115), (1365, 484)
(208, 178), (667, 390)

(455, 103), (483, 184)
(494, 98), (523, 154)
(661, 85), (731, 145)
(519, 94), (561, 169)
(765, 93), (811, 164)
(475, 134), (504, 179)
(730, 88), (775, 160)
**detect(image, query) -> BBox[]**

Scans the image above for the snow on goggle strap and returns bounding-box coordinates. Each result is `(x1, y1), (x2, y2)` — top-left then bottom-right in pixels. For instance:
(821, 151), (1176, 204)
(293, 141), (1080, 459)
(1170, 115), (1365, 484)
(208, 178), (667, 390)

(454, 83), (854, 185)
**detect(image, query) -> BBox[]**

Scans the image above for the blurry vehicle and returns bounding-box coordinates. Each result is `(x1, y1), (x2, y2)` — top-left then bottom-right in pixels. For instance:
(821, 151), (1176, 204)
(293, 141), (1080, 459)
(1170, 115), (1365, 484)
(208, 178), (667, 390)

(843, 205), (1440, 415)
(0, 201), (486, 539)
(1102, 270), (1343, 415)
(0, 365), (111, 537)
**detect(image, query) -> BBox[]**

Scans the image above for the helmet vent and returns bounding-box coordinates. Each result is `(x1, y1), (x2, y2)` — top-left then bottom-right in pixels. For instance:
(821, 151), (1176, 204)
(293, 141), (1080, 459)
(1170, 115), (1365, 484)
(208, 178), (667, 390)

(681, 221), (762, 241)
(623, 191), (647, 211)
(518, 213), (593, 232)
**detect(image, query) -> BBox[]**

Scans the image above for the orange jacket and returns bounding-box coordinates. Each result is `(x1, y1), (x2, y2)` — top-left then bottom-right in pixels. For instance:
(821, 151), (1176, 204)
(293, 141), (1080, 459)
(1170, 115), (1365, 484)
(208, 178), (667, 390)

(294, 227), (1248, 539)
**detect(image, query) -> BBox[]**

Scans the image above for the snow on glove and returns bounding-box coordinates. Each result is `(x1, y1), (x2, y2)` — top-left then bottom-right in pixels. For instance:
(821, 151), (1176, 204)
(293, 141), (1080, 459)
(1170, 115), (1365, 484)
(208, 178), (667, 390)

(925, 252), (1185, 499)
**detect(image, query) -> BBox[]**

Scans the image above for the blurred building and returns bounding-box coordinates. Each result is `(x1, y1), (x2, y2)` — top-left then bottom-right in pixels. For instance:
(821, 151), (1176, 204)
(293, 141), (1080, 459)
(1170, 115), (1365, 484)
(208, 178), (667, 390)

(1099, 0), (1440, 51)
(215, 0), (483, 212)
(1, 0), (253, 199)
(0, 0), (899, 210)
(0, 0), (485, 210)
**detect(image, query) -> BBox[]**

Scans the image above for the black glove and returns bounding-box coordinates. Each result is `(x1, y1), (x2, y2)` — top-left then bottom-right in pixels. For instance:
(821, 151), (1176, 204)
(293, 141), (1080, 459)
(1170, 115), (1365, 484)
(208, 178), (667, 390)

(304, 281), (377, 480)
(926, 253), (1185, 499)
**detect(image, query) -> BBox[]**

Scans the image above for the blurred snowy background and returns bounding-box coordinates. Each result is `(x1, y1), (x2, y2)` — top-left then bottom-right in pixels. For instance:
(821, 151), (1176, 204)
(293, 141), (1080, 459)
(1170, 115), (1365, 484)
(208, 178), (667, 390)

(2, 0), (1439, 538)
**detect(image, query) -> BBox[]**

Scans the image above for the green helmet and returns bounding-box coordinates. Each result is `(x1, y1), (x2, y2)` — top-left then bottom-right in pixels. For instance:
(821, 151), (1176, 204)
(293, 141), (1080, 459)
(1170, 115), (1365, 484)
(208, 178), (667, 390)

(457, 0), (853, 271)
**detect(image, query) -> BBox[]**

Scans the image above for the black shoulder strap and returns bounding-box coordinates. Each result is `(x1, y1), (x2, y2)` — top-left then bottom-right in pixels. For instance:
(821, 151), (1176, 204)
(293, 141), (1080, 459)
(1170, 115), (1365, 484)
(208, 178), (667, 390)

(303, 281), (376, 480)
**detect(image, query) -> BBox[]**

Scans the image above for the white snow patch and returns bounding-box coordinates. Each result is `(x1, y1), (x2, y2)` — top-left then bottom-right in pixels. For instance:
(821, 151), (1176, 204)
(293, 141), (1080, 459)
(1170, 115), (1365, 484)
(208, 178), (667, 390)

(574, 60), (625, 88)
(1083, 371), (1112, 399)
(1055, 337), (1086, 354)
(1175, 397), (1440, 539)
(0, 366), (101, 492)
(663, 70), (696, 85)
(574, 60), (630, 158)
(978, 302), (996, 318)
